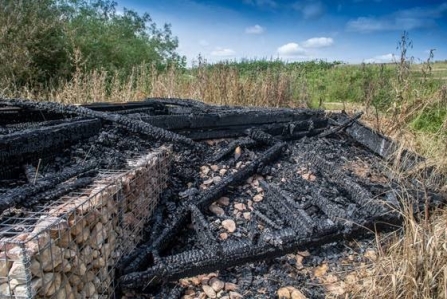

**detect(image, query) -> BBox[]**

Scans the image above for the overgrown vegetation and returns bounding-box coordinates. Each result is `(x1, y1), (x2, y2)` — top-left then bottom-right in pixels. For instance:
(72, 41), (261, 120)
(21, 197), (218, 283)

(0, 0), (184, 90)
(0, 3), (446, 296)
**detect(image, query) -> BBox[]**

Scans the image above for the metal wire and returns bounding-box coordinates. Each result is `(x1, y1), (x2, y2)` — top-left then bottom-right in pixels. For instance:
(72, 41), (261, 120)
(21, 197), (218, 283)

(0, 147), (171, 298)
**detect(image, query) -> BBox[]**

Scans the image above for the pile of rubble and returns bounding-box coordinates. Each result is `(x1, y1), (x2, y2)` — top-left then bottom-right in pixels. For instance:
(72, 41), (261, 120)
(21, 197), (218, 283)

(0, 98), (443, 298)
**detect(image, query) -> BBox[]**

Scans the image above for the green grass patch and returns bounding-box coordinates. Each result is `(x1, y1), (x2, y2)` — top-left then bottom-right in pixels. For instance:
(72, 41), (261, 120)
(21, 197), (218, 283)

(411, 108), (447, 133)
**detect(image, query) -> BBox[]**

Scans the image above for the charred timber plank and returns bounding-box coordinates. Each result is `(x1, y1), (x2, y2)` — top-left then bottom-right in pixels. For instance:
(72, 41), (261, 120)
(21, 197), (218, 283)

(245, 129), (279, 145)
(0, 106), (66, 125)
(318, 112), (363, 138)
(259, 180), (314, 234)
(251, 210), (283, 230)
(22, 177), (94, 208)
(0, 119), (101, 165)
(116, 107), (155, 115)
(120, 226), (341, 290)
(2, 98), (195, 146)
(80, 97), (209, 111)
(0, 98), (208, 119)
(189, 204), (222, 253)
(304, 153), (387, 217)
(143, 97), (211, 109)
(281, 128), (326, 140)
(0, 164), (23, 181)
(332, 113), (424, 171)
(122, 196), (419, 291)
(310, 190), (348, 222)
(0, 163), (96, 214)
(119, 142), (287, 275)
(180, 124), (326, 141)
(1, 117), (86, 134)
(211, 137), (257, 162)
(141, 110), (325, 131)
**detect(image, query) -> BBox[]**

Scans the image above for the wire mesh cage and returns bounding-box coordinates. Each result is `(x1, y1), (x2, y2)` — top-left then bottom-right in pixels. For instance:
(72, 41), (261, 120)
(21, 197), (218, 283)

(0, 147), (171, 298)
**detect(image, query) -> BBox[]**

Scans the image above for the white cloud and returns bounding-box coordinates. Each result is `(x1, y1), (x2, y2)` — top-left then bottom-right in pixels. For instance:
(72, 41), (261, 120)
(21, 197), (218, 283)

(364, 53), (394, 63)
(397, 2), (447, 19)
(347, 2), (447, 32)
(211, 47), (236, 57)
(199, 40), (209, 47)
(293, 1), (325, 19)
(245, 24), (265, 34)
(277, 43), (307, 56)
(302, 37), (334, 48)
(347, 16), (433, 32)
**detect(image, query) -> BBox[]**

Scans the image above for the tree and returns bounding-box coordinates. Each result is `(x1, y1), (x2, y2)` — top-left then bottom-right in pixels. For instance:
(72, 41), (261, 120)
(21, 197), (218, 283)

(61, 0), (186, 73)
(0, 0), (185, 89)
(0, 0), (71, 87)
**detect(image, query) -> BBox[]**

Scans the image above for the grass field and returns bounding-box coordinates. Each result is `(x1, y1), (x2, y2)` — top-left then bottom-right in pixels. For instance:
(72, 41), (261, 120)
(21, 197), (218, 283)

(1, 57), (446, 298)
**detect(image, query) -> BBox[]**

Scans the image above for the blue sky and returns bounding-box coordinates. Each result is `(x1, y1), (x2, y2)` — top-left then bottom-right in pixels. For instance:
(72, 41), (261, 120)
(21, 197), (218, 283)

(120, 0), (447, 64)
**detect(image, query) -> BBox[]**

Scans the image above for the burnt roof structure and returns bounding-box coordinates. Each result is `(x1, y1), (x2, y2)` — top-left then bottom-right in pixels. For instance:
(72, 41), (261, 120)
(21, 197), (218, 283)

(0, 98), (444, 298)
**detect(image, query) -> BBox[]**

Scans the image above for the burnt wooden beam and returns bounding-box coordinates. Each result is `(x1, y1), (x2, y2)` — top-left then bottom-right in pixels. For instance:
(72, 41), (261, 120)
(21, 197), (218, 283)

(0, 118), (101, 166)
(140, 110), (325, 131)
(331, 113), (424, 172)
(118, 142), (287, 275)
(0, 163), (97, 215)
(1, 98), (196, 146)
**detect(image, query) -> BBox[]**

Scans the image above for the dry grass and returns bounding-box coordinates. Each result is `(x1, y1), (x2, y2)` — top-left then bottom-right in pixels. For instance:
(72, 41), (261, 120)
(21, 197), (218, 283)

(352, 195), (447, 299)
(1, 62), (303, 108)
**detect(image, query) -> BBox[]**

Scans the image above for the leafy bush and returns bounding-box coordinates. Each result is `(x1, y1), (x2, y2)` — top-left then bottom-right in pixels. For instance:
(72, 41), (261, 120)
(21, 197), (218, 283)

(0, 0), (185, 90)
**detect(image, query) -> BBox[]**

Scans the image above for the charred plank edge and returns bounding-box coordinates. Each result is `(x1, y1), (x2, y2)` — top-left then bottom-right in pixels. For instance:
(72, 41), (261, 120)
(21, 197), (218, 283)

(22, 177), (95, 208)
(331, 113), (424, 172)
(181, 125), (326, 141)
(1, 98), (195, 146)
(259, 180), (315, 233)
(251, 210), (283, 230)
(211, 137), (257, 162)
(318, 111), (363, 138)
(119, 214), (397, 290)
(140, 110), (325, 131)
(245, 129), (279, 145)
(190, 204), (221, 253)
(0, 117), (87, 134)
(0, 118), (101, 164)
(0, 162), (97, 215)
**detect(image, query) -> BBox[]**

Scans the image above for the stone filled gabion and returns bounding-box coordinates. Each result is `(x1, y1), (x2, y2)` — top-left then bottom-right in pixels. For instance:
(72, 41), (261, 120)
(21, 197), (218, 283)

(0, 148), (171, 298)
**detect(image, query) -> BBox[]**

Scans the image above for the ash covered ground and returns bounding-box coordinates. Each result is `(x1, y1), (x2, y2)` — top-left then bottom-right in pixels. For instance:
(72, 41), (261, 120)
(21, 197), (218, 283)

(0, 98), (443, 299)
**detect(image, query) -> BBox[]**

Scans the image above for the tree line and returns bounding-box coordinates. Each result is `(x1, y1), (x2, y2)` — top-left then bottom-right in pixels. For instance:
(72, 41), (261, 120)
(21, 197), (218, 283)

(0, 0), (185, 89)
